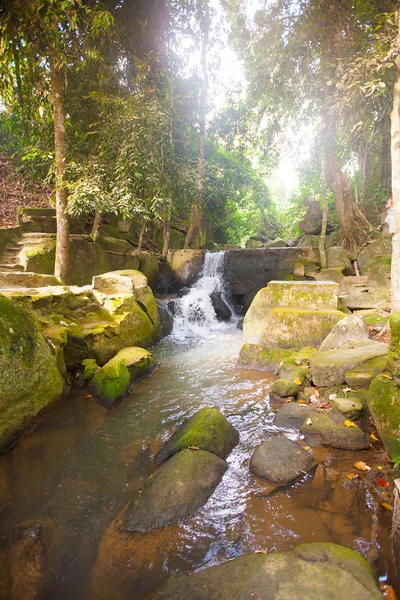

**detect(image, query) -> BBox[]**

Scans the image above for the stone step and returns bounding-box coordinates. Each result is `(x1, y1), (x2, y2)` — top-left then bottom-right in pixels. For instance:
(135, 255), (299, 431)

(21, 232), (56, 238)
(0, 264), (22, 272)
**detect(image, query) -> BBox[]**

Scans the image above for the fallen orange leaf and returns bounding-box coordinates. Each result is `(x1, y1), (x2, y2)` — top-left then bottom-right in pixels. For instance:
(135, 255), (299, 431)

(304, 446), (311, 451)
(85, 394), (92, 399)
(378, 465), (383, 470)
(298, 399), (307, 405)
(370, 433), (379, 442)
(344, 420), (357, 428)
(294, 378), (302, 385)
(377, 477), (390, 487)
(381, 374), (393, 380)
(381, 502), (393, 511)
(380, 583), (397, 599)
(354, 461), (371, 471)
(347, 473), (359, 480)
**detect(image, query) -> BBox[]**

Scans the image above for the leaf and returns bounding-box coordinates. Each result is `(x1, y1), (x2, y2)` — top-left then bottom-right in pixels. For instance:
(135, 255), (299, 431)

(298, 399), (307, 405)
(354, 461), (371, 471)
(305, 418), (312, 425)
(377, 478), (390, 487)
(255, 549), (267, 554)
(85, 394), (92, 399)
(378, 465), (383, 470)
(381, 502), (393, 511)
(347, 473), (359, 480)
(343, 387), (352, 393)
(304, 446), (311, 451)
(294, 378), (302, 385)
(381, 373), (393, 379)
(286, 398), (292, 403)
(344, 420), (357, 428)
(370, 433), (379, 442)
(310, 395), (319, 404)
(328, 393), (337, 401)
(188, 446), (200, 450)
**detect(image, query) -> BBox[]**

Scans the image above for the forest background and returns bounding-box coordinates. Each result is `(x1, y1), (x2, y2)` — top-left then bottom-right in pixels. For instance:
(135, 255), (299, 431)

(0, 0), (399, 285)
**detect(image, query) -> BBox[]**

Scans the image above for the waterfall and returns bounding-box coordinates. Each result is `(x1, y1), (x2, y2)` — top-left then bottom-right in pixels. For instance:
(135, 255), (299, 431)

(172, 251), (232, 340)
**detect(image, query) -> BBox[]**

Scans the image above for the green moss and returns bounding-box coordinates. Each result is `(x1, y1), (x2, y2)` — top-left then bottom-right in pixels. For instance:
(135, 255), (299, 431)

(20, 239), (56, 274)
(363, 314), (388, 326)
(155, 407), (239, 464)
(0, 296), (64, 450)
(81, 358), (99, 381)
(368, 375), (400, 458)
(390, 312), (400, 348)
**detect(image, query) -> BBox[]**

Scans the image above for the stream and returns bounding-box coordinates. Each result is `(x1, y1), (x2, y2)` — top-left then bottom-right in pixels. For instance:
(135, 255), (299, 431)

(0, 253), (398, 598)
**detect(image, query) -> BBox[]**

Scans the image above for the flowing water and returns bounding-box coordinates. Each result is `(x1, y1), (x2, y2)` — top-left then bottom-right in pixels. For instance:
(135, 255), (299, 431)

(0, 253), (398, 598)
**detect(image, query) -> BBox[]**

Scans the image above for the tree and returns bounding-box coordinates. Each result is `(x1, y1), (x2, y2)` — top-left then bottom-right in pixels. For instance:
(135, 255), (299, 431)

(391, 13), (400, 312)
(0, 0), (112, 282)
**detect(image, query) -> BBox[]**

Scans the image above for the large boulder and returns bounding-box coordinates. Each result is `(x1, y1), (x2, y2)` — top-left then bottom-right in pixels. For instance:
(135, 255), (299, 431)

(340, 287), (391, 311)
(300, 409), (370, 450)
(148, 543), (382, 600)
(357, 237), (392, 273)
(299, 201), (323, 235)
(117, 449), (227, 532)
(368, 375), (400, 459)
(0, 296), (64, 451)
(311, 342), (388, 387)
(155, 407), (239, 465)
(319, 315), (369, 351)
(166, 249), (205, 286)
(90, 347), (156, 408)
(274, 402), (317, 429)
(242, 281), (344, 349)
(250, 437), (315, 485)
(326, 246), (352, 274)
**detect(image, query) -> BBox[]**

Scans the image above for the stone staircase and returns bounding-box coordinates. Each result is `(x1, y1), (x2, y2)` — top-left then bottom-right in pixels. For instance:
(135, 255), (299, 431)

(0, 232), (53, 272)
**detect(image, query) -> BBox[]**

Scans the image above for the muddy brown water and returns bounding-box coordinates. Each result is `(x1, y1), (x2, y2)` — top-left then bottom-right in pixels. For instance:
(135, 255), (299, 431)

(0, 324), (398, 599)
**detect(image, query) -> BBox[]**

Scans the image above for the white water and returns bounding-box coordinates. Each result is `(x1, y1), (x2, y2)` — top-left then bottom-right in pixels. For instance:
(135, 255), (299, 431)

(172, 251), (234, 341)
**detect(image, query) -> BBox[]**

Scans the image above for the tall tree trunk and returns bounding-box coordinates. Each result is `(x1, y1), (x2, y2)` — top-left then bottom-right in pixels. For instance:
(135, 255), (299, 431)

(91, 212), (102, 242)
(50, 54), (69, 283)
(319, 162), (328, 269)
(162, 205), (171, 259)
(391, 54), (400, 313)
(136, 221), (146, 257)
(184, 2), (209, 249)
(381, 113), (392, 190)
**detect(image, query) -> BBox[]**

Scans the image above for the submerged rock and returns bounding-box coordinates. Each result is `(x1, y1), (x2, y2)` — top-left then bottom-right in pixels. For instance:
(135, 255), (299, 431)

(300, 408), (369, 450)
(210, 291), (232, 321)
(8, 520), (60, 600)
(0, 296), (64, 451)
(249, 437), (315, 485)
(155, 407), (239, 465)
(148, 542), (382, 600)
(117, 449), (227, 532)
(90, 346), (156, 408)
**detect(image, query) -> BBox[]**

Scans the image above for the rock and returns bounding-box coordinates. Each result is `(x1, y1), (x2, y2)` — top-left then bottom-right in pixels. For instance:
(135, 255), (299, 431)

(81, 358), (99, 381)
(90, 347), (156, 408)
(139, 252), (159, 288)
(0, 271), (62, 289)
(63, 334), (90, 367)
(236, 318), (243, 330)
(236, 344), (293, 372)
(319, 315), (369, 351)
(224, 247), (319, 296)
(299, 201), (323, 234)
(93, 270), (146, 295)
(167, 300), (176, 314)
(311, 342), (388, 387)
(274, 402), (316, 429)
(264, 237), (287, 248)
(345, 355), (387, 390)
(201, 241), (221, 251)
(155, 263), (181, 294)
(117, 449), (227, 532)
(156, 228), (185, 252)
(357, 237), (392, 273)
(166, 249), (205, 286)
(368, 375), (400, 459)
(155, 407), (239, 465)
(245, 237), (264, 248)
(0, 296), (64, 451)
(292, 260), (305, 276)
(326, 246), (352, 274)
(297, 233), (320, 247)
(333, 397), (364, 418)
(340, 287), (391, 311)
(270, 378), (299, 397)
(156, 299), (173, 337)
(210, 292), (232, 321)
(300, 409), (370, 450)
(243, 281), (344, 349)
(148, 543), (382, 600)
(250, 437), (315, 485)
(9, 520), (60, 600)
(177, 286), (191, 298)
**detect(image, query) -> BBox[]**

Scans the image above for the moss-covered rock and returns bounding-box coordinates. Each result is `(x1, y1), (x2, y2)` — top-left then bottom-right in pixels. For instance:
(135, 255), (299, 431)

(340, 287), (391, 311)
(155, 407), (239, 465)
(236, 343), (293, 372)
(345, 355), (387, 390)
(300, 409), (370, 450)
(139, 252), (159, 288)
(368, 375), (400, 459)
(333, 397), (363, 418)
(311, 342), (388, 387)
(90, 346), (156, 408)
(81, 358), (99, 381)
(326, 246), (352, 273)
(0, 271), (61, 289)
(117, 449), (227, 532)
(0, 296), (64, 451)
(148, 543), (382, 600)
(357, 236), (392, 273)
(270, 378), (299, 397)
(19, 238), (56, 274)
(166, 249), (205, 285)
